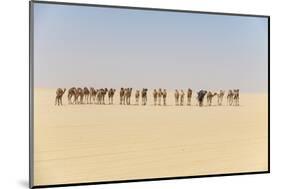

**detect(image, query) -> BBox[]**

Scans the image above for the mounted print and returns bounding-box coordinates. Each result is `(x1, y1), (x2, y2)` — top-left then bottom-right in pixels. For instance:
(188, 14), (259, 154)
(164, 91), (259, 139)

(29, 1), (270, 188)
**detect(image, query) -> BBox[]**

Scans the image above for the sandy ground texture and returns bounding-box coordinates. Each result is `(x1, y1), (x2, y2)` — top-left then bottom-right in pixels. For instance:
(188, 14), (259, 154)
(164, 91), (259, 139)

(33, 88), (268, 186)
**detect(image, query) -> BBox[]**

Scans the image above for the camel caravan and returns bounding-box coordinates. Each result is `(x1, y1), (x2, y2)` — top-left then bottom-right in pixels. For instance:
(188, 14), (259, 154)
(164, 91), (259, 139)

(55, 87), (239, 107)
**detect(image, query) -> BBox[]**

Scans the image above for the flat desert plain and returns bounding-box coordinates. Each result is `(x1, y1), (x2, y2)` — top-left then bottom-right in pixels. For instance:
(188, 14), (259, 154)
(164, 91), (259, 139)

(33, 88), (268, 186)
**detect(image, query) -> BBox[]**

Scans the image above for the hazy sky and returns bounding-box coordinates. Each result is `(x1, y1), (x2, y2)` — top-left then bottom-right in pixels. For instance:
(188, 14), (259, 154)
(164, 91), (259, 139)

(33, 3), (268, 92)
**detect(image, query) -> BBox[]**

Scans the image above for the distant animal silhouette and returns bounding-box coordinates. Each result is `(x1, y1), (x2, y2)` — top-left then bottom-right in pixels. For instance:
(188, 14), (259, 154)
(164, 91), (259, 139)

(77, 88), (84, 104)
(90, 87), (97, 104)
(141, 88), (148, 105)
(55, 88), (66, 106)
(180, 90), (185, 106)
(174, 89), (179, 105)
(67, 87), (76, 104)
(120, 88), (125, 105)
(96, 89), (102, 104)
(162, 89), (167, 106)
(206, 91), (217, 106)
(158, 88), (163, 105)
(227, 90), (234, 106)
(153, 89), (158, 106)
(233, 89), (240, 106)
(197, 90), (207, 106)
(187, 88), (192, 106)
(125, 88), (132, 105)
(101, 88), (108, 104)
(83, 87), (90, 104)
(135, 90), (140, 105)
(108, 88), (116, 104)
(217, 90), (225, 106)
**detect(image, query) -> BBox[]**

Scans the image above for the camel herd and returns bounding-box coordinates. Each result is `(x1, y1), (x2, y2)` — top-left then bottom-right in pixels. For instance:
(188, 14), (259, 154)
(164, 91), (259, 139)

(55, 87), (239, 107)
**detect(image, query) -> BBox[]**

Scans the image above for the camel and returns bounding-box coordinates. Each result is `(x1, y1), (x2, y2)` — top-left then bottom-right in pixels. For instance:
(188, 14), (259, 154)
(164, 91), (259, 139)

(233, 89), (239, 106)
(90, 87), (97, 104)
(174, 89), (179, 105)
(76, 88), (84, 104)
(83, 87), (90, 104)
(158, 88), (163, 105)
(73, 88), (79, 104)
(162, 89), (167, 106)
(153, 89), (158, 106)
(101, 88), (108, 104)
(125, 88), (132, 105)
(135, 90), (140, 105)
(67, 87), (76, 104)
(55, 88), (66, 106)
(197, 90), (207, 106)
(227, 90), (234, 106)
(108, 88), (116, 104)
(180, 90), (185, 106)
(206, 91), (217, 106)
(120, 88), (125, 105)
(96, 89), (103, 104)
(141, 88), (148, 105)
(187, 88), (192, 106)
(217, 90), (225, 106)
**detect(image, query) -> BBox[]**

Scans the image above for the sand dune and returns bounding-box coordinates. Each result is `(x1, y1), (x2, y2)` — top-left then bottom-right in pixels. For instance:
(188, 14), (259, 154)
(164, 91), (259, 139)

(33, 88), (268, 186)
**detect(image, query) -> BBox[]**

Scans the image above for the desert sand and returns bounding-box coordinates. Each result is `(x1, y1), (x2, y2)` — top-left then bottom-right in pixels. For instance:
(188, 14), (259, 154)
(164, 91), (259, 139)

(33, 88), (268, 186)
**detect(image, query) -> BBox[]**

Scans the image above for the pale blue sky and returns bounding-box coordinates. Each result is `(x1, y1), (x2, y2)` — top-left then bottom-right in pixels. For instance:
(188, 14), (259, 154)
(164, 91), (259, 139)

(33, 3), (268, 92)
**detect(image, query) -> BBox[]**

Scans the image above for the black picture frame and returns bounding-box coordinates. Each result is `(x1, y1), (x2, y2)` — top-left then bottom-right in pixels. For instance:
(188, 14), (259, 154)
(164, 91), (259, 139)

(29, 1), (270, 188)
